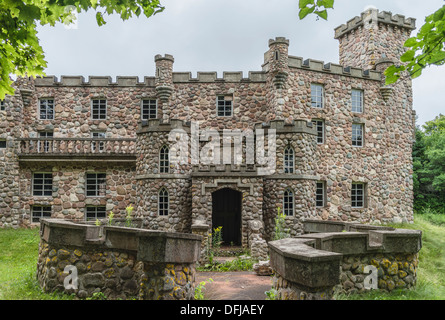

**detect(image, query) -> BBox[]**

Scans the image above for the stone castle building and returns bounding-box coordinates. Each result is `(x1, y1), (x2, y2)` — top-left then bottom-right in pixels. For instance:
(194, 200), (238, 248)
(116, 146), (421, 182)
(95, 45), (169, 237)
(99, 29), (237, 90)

(0, 9), (416, 256)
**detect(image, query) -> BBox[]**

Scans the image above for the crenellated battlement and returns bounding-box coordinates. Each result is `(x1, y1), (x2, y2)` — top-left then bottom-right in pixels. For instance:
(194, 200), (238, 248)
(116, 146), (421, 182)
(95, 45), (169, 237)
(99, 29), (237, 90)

(137, 118), (191, 133)
(334, 8), (416, 39)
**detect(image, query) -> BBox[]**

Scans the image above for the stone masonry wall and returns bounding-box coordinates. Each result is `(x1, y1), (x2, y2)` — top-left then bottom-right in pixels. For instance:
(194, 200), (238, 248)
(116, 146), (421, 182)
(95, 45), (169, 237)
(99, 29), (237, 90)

(19, 163), (136, 226)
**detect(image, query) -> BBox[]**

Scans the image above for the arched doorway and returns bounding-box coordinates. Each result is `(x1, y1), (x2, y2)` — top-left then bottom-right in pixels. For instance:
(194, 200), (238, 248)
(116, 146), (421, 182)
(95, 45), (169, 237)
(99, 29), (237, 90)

(212, 188), (242, 246)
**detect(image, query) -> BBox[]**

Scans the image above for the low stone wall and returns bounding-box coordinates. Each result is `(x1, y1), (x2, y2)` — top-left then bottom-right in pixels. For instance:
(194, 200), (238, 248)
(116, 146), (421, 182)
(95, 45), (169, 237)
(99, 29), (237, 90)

(36, 219), (201, 300)
(269, 220), (422, 300)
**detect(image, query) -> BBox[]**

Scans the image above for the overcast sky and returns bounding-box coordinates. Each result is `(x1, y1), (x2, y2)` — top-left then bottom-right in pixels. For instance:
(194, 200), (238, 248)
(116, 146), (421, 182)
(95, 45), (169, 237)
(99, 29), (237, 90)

(35, 0), (445, 126)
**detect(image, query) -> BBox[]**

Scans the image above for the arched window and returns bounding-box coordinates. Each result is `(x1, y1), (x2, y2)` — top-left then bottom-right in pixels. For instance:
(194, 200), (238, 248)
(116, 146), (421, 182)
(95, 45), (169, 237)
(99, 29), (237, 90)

(283, 189), (294, 216)
(284, 146), (294, 174)
(158, 187), (169, 216)
(159, 145), (169, 173)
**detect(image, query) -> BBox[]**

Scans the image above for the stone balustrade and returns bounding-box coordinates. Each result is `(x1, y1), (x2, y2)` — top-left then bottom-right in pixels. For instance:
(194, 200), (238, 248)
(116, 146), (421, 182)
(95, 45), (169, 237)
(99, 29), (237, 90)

(269, 220), (422, 300)
(36, 219), (202, 300)
(18, 138), (136, 161)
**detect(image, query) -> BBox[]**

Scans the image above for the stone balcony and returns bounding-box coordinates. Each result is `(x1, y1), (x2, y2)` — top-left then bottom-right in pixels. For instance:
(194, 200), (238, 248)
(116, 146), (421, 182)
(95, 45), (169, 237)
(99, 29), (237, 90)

(17, 138), (136, 163)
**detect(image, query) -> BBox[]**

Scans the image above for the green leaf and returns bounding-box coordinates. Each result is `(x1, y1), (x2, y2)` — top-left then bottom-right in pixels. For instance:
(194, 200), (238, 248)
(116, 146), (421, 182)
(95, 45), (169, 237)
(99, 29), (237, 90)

(321, 0), (334, 8)
(299, 0), (314, 9)
(400, 49), (416, 62)
(404, 37), (418, 48)
(315, 9), (328, 20)
(299, 6), (315, 20)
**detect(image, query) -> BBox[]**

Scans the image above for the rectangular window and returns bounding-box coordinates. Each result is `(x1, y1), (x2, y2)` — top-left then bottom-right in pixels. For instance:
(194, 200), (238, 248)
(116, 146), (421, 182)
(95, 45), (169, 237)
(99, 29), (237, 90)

(217, 95), (233, 117)
(31, 206), (51, 223)
(86, 173), (106, 197)
(312, 119), (325, 144)
(141, 99), (158, 120)
(38, 131), (53, 153)
(0, 100), (5, 111)
(352, 123), (364, 147)
(91, 99), (107, 120)
(85, 206), (106, 221)
(0, 140), (6, 149)
(351, 89), (364, 113)
(91, 132), (105, 152)
(33, 173), (53, 197)
(39, 99), (54, 120)
(311, 84), (324, 108)
(352, 183), (366, 208)
(316, 181), (326, 207)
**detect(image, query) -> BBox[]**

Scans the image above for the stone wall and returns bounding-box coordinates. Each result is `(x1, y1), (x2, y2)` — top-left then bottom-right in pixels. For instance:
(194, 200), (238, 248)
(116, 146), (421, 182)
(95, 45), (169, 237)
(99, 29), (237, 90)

(18, 163), (136, 227)
(269, 220), (422, 300)
(36, 219), (201, 300)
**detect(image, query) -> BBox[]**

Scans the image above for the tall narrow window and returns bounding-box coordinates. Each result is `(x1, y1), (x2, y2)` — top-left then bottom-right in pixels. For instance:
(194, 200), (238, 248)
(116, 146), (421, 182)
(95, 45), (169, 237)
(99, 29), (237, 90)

(284, 146), (294, 174)
(141, 99), (158, 120)
(0, 139), (6, 149)
(32, 206), (52, 223)
(38, 131), (53, 153)
(91, 132), (105, 152)
(91, 99), (107, 120)
(283, 189), (294, 216)
(85, 207), (106, 221)
(159, 145), (169, 173)
(351, 89), (364, 113)
(39, 99), (54, 120)
(352, 183), (366, 208)
(217, 95), (233, 117)
(312, 119), (325, 144)
(158, 188), (169, 216)
(311, 84), (324, 108)
(33, 173), (53, 196)
(316, 181), (326, 207)
(352, 123), (364, 147)
(86, 173), (106, 197)
(0, 100), (5, 111)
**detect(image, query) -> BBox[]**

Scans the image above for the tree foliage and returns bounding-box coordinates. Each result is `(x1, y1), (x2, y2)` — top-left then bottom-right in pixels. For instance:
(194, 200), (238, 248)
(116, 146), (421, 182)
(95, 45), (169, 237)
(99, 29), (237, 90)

(413, 114), (445, 213)
(298, 1), (445, 85)
(0, 0), (164, 99)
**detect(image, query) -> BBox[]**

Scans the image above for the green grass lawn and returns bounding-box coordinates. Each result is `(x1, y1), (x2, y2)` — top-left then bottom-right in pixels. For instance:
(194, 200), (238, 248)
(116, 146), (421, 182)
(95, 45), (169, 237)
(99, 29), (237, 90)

(0, 214), (444, 300)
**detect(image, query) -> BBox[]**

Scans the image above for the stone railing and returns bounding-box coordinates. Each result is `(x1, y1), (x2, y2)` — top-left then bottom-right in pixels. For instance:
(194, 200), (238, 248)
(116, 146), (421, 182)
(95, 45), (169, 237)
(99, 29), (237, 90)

(37, 219), (202, 300)
(18, 138), (136, 160)
(269, 220), (422, 300)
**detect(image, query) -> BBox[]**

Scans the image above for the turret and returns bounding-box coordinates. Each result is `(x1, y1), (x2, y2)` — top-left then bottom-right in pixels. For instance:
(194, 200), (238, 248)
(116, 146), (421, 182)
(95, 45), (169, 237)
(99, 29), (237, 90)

(154, 54), (174, 103)
(334, 8), (416, 71)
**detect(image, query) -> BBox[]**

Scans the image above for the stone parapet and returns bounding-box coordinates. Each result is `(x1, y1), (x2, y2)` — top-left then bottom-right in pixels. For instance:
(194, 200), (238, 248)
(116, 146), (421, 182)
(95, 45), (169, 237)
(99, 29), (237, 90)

(334, 9), (416, 39)
(269, 220), (422, 299)
(37, 219), (202, 300)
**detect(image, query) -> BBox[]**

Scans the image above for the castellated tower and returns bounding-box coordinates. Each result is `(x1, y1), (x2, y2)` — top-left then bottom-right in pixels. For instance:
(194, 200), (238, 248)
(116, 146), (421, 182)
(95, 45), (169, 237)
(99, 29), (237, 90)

(154, 54), (174, 119)
(335, 8), (416, 71)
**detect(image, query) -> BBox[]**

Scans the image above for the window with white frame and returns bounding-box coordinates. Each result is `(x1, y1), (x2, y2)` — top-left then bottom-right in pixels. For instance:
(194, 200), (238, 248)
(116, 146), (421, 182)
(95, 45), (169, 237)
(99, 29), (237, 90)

(86, 173), (106, 197)
(39, 99), (54, 120)
(284, 146), (294, 173)
(312, 119), (325, 144)
(311, 84), (324, 108)
(159, 145), (169, 173)
(33, 173), (53, 196)
(283, 189), (294, 216)
(91, 132), (105, 152)
(38, 131), (53, 153)
(31, 206), (51, 223)
(91, 99), (107, 120)
(351, 183), (366, 208)
(351, 89), (364, 113)
(85, 206), (106, 221)
(141, 99), (157, 120)
(352, 123), (364, 147)
(316, 181), (326, 207)
(158, 188), (169, 216)
(217, 95), (233, 117)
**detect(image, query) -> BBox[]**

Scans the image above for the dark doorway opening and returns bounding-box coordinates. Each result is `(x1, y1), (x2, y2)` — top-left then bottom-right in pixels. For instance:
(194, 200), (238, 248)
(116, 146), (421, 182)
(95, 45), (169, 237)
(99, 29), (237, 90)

(212, 188), (242, 246)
